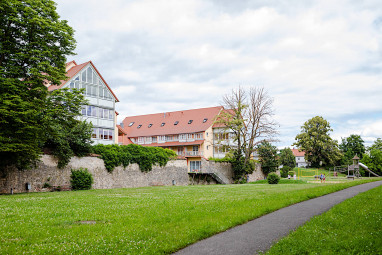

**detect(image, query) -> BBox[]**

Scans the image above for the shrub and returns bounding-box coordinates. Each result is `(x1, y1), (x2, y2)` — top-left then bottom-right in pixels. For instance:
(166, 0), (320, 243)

(43, 182), (51, 188)
(91, 144), (177, 173)
(267, 173), (280, 184)
(280, 166), (292, 178)
(70, 168), (93, 190)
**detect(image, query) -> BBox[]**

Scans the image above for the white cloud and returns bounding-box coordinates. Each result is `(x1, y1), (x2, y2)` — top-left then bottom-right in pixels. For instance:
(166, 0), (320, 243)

(56, 0), (382, 147)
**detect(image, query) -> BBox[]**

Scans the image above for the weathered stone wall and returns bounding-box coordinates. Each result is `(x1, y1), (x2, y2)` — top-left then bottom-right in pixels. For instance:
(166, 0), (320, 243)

(0, 155), (189, 194)
(0, 155), (265, 194)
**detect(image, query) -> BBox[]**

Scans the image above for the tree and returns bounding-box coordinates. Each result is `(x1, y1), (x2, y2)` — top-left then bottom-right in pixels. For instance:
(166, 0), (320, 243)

(257, 141), (279, 176)
(339, 134), (365, 165)
(361, 138), (382, 176)
(368, 138), (382, 151)
(43, 88), (93, 168)
(0, 0), (76, 170)
(215, 87), (278, 181)
(279, 147), (296, 169)
(293, 116), (342, 167)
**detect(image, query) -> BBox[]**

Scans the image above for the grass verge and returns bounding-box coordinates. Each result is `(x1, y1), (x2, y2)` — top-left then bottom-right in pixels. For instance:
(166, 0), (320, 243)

(266, 183), (382, 254)
(0, 178), (381, 254)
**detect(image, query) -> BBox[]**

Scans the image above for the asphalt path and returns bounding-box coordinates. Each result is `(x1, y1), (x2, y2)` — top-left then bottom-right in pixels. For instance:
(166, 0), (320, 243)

(174, 180), (382, 255)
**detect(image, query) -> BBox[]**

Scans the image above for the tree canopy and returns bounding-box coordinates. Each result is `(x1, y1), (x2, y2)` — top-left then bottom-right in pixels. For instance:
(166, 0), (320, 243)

(257, 141), (279, 176)
(339, 134), (365, 165)
(279, 147), (296, 169)
(293, 116), (342, 167)
(0, 0), (76, 170)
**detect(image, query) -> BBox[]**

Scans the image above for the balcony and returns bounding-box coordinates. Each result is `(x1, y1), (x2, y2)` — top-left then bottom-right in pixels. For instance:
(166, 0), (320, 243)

(177, 151), (203, 157)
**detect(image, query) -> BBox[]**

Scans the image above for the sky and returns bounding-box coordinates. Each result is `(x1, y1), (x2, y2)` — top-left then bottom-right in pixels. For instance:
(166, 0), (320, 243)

(55, 0), (382, 148)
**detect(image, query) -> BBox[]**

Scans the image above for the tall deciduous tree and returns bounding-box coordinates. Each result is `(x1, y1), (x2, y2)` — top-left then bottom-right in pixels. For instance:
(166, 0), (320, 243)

(339, 134), (365, 165)
(215, 87), (278, 180)
(0, 0), (76, 170)
(279, 147), (296, 169)
(293, 116), (342, 167)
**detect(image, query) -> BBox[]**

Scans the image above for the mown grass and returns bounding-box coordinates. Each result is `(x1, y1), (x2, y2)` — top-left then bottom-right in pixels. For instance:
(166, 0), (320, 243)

(250, 179), (307, 184)
(266, 183), (382, 255)
(0, 178), (381, 254)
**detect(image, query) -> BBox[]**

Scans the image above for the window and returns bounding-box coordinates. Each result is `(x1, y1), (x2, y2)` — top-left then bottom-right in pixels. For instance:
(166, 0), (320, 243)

(148, 124), (153, 128)
(92, 128), (97, 139)
(152, 136), (157, 142)
(99, 108), (104, 118)
(174, 121), (179, 125)
(188, 120), (193, 124)
(108, 130), (113, 141)
(87, 67), (92, 84)
(103, 129), (108, 140)
(138, 137), (144, 144)
(128, 122), (135, 127)
(203, 118), (208, 123)
(161, 122), (165, 127)
(109, 109), (113, 120)
(137, 125), (142, 129)
(179, 134), (187, 140)
(81, 71), (86, 82)
(190, 161), (201, 172)
(81, 106), (86, 116)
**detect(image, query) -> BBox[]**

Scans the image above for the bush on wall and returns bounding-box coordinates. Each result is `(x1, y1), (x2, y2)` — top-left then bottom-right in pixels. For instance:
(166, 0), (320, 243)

(91, 144), (177, 173)
(70, 168), (93, 190)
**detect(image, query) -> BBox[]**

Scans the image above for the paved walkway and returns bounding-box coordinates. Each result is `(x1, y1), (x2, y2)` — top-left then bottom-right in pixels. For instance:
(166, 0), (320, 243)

(174, 180), (382, 255)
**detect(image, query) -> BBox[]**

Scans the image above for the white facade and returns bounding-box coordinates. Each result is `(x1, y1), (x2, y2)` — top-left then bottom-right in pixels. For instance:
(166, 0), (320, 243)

(296, 156), (308, 167)
(64, 64), (116, 145)
(212, 127), (236, 158)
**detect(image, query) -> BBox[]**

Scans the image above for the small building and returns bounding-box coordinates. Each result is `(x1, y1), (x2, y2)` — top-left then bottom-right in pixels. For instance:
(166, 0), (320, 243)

(119, 106), (236, 172)
(45, 60), (119, 145)
(291, 148), (309, 167)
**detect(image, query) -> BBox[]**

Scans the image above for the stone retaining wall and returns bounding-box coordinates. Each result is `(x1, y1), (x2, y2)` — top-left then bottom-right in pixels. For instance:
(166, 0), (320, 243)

(0, 155), (265, 194)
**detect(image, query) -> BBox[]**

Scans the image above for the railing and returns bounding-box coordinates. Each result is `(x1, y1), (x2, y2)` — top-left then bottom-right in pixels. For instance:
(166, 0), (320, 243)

(185, 151), (203, 157)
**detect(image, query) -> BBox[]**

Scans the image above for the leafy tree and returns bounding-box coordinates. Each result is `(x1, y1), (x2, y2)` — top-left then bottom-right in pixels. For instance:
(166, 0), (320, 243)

(361, 150), (382, 176)
(43, 88), (93, 168)
(0, 0), (76, 171)
(257, 141), (279, 176)
(293, 116), (342, 167)
(215, 87), (278, 181)
(339, 134), (365, 165)
(368, 138), (382, 151)
(279, 147), (296, 168)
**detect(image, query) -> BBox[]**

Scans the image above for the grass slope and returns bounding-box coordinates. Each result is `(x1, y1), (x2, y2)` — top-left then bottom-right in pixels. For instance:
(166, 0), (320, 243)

(0, 178), (381, 254)
(266, 184), (382, 254)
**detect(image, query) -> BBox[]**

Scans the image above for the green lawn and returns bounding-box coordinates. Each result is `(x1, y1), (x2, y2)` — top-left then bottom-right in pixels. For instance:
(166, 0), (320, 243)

(266, 184), (382, 254)
(0, 178), (381, 254)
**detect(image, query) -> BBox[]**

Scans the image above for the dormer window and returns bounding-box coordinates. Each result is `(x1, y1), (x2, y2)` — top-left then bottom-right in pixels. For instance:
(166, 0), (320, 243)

(148, 124), (153, 128)
(137, 125), (142, 129)
(161, 123), (165, 127)
(188, 120), (193, 124)
(203, 118), (208, 123)
(174, 121), (179, 125)
(129, 122), (135, 127)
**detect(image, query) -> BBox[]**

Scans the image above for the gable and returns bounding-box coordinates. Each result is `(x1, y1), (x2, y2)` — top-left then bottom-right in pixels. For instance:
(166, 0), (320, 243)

(64, 63), (117, 102)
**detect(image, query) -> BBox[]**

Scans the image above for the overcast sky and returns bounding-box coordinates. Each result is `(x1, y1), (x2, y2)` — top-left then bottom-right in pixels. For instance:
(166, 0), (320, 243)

(55, 0), (382, 148)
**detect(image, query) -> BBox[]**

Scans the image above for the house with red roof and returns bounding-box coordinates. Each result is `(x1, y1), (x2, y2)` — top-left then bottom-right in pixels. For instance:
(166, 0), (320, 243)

(119, 106), (236, 172)
(291, 148), (309, 167)
(45, 60), (119, 145)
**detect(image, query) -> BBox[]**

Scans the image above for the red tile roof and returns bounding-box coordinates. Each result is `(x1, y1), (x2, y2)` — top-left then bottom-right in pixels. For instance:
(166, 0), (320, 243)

(122, 106), (224, 137)
(47, 60), (119, 102)
(140, 140), (204, 147)
(291, 149), (305, 157)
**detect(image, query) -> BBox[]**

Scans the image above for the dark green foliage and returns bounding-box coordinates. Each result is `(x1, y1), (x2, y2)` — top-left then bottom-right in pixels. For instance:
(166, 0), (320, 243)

(267, 173), (280, 184)
(294, 116), (342, 167)
(280, 166), (291, 178)
(43, 182), (51, 188)
(279, 148), (296, 168)
(70, 168), (93, 190)
(339, 134), (365, 165)
(257, 141), (279, 176)
(361, 149), (382, 176)
(43, 88), (93, 168)
(368, 138), (382, 151)
(0, 0), (76, 171)
(91, 144), (177, 173)
(231, 149), (255, 182)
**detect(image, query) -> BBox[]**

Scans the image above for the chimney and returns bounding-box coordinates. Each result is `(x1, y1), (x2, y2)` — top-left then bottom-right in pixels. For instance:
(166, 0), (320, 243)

(164, 112), (166, 118)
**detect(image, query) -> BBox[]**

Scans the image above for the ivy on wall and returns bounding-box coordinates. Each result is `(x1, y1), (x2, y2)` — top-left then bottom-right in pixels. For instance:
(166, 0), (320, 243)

(91, 144), (177, 173)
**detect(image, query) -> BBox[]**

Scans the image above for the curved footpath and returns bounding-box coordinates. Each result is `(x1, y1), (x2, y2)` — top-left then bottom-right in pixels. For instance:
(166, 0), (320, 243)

(174, 180), (382, 255)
